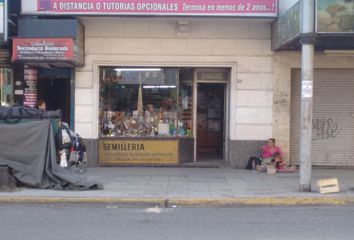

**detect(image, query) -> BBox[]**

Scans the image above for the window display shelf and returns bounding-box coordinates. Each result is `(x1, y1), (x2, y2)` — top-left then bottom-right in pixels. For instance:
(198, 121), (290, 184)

(99, 67), (194, 139)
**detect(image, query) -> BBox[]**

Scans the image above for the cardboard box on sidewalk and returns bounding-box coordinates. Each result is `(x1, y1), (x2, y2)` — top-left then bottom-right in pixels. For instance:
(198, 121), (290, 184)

(317, 178), (340, 194)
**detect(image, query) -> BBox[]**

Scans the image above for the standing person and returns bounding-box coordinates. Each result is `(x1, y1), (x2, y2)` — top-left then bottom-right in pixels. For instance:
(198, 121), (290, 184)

(261, 138), (283, 165)
(36, 99), (46, 110)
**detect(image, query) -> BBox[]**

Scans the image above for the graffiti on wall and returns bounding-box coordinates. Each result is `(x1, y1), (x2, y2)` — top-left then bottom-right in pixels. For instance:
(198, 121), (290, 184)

(312, 117), (341, 141)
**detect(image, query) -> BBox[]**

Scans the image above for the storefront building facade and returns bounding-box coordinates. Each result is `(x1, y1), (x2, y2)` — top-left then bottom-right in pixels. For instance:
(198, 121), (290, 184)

(272, 0), (354, 166)
(76, 15), (281, 167)
(15, 0), (354, 167)
(11, 18), (84, 126)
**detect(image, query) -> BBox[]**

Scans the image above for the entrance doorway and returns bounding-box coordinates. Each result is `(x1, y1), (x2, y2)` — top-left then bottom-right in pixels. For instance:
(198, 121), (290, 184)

(196, 83), (225, 161)
(37, 77), (71, 124)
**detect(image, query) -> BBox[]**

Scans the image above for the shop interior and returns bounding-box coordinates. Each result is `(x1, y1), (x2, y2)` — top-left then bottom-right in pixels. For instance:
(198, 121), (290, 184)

(99, 67), (229, 162)
(37, 68), (71, 124)
(197, 83), (225, 161)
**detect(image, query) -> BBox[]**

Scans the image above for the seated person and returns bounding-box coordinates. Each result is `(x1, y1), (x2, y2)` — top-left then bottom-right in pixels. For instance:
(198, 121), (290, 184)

(271, 152), (296, 172)
(36, 99), (47, 111)
(271, 152), (285, 170)
(261, 138), (283, 165)
(246, 138), (283, 171)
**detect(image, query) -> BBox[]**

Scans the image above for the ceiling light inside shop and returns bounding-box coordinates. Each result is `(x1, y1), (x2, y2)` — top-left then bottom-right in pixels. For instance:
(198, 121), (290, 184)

(115, 68), (162, 72)
(143, 85), (176, 89)
(323, 50), (354, 56)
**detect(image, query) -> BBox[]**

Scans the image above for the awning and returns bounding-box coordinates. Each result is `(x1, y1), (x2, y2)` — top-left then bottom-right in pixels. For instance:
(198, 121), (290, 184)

(272, 1), (354, 51)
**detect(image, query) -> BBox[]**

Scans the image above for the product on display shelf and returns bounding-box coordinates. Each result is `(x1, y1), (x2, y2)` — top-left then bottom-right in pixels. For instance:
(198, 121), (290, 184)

(99, 104), (185, 137)
(99, 67), (192, 138)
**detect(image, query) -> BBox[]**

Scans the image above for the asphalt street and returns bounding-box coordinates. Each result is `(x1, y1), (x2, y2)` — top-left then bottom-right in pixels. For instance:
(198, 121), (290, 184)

(1, 204), (354, 240)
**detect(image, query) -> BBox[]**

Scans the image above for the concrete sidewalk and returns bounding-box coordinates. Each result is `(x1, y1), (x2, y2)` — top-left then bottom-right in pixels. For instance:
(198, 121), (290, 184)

(1, 167), (354, 206)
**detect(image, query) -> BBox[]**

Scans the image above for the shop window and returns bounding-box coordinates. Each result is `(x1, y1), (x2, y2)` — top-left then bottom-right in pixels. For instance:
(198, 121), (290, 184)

(99, 67), (193, 138)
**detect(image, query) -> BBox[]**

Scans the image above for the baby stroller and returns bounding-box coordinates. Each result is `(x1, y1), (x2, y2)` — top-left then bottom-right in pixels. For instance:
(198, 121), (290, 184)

(55, 122), (88, 174)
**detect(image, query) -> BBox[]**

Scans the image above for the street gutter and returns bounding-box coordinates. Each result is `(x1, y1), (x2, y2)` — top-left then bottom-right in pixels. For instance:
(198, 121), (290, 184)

(1, 196), (354, 207)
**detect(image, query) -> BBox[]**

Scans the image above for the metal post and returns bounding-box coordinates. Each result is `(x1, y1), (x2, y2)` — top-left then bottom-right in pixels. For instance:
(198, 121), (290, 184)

(70, 68), (76, 130)
(299, 0), (315, 192)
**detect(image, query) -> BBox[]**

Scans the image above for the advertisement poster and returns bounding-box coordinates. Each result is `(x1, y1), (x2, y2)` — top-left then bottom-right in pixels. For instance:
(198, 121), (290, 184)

(25, 0), (278, 17)
(317, 0), (354, 33)
(301, 80), (313, 99)
(12, 38), (74, 62)
(99, 140), (179, 164)
(23, 66), (37, 108)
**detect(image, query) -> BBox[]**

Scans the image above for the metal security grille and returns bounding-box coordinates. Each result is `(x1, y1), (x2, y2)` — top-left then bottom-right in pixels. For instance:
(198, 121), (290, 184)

(290, 69), (354, 166)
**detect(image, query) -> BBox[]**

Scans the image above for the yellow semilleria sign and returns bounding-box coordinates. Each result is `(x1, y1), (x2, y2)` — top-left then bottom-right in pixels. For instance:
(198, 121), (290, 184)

(98, 139), (179, 164)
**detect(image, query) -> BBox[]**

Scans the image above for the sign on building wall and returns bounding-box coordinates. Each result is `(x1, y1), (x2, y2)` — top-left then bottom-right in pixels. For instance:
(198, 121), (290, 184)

(317, 0), (354, 33)
(22, 0), (278, 17)
(23, 66), (37, 108)
(12, 38), (74, 61)
(12, 38), (84, 66)
(99, 140), (179, 164)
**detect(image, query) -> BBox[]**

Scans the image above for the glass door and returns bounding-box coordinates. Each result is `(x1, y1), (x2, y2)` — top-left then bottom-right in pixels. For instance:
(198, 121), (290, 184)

(196, 83), (225, 161)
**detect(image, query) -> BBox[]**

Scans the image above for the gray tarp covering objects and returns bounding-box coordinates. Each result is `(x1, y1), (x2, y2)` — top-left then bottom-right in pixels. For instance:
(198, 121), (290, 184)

(0, 120), (103, 190)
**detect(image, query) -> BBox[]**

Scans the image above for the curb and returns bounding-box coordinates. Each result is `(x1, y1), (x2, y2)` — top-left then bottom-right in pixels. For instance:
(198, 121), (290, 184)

(0, 196), (167, 206)
(1, 196), (354, 207)
(168, 197), (354, 206)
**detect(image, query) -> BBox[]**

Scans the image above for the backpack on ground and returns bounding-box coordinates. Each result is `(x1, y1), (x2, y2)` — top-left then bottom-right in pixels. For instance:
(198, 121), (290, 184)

(246, 156), (262, 170)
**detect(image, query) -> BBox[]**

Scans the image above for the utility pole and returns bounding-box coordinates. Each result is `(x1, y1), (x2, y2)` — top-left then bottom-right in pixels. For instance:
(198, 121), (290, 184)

(299, 0), (316, 192)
